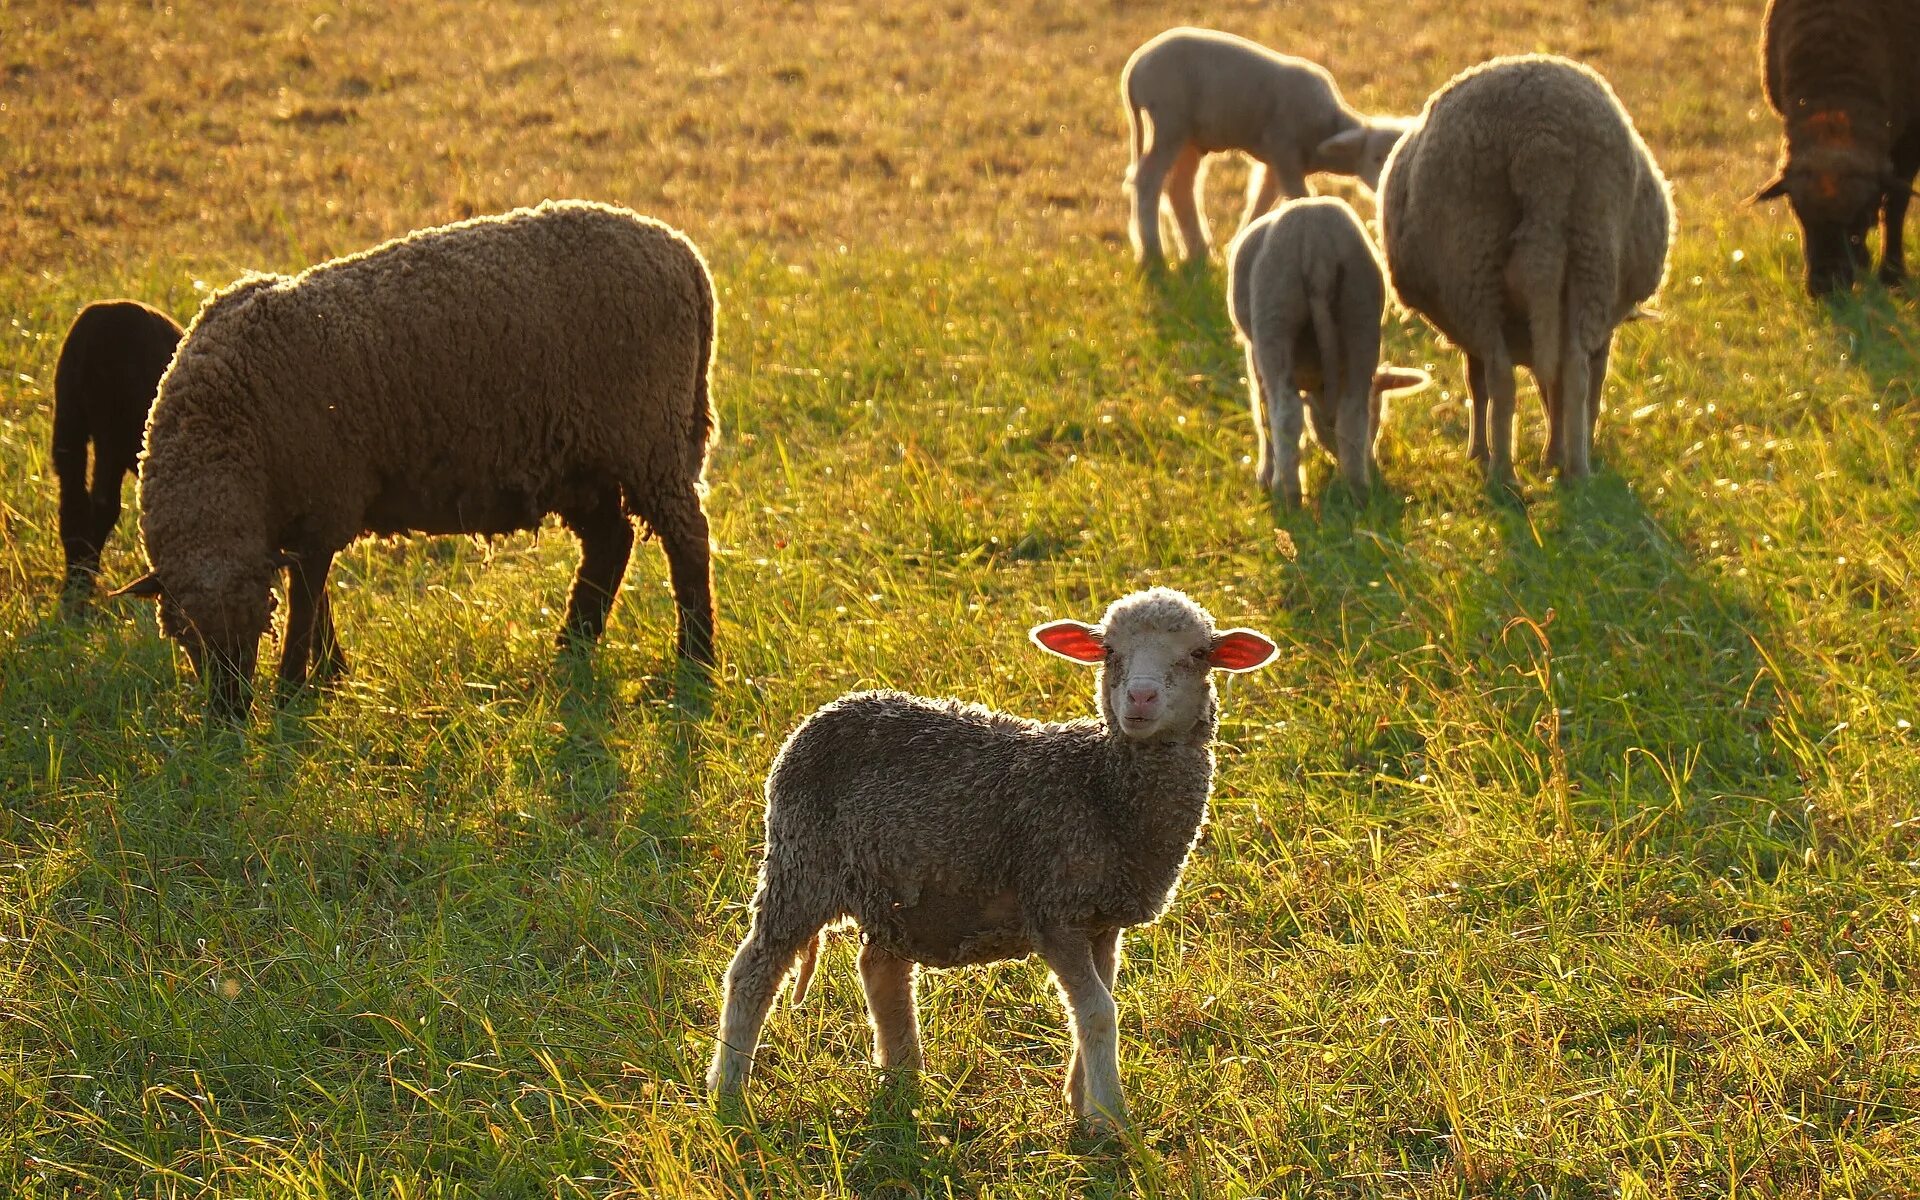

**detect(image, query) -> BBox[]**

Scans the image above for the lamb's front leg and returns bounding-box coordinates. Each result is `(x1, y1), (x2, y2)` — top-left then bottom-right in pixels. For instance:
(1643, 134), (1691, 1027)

(1038, 927), (1128, 1134)
(1067, 928), (1122, 1112)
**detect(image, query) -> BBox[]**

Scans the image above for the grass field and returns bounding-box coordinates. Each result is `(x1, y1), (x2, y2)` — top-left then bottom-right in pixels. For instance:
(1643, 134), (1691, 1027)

(3, 1), (1919, 1195)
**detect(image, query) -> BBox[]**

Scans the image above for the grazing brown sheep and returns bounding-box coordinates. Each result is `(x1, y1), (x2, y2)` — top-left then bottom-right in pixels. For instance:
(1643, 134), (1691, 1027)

(117, 201), (718, 720)
(1753, 0), (1920, 295)
(1380, 56), (1674, 485)
(708, 588), (1278, 1133)
(50, 300), (182, 595)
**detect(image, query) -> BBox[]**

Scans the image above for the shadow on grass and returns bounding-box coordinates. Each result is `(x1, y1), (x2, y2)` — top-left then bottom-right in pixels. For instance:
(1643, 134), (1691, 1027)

(1139, 259), (1243, 409)
(1266, 445), (1834, 868)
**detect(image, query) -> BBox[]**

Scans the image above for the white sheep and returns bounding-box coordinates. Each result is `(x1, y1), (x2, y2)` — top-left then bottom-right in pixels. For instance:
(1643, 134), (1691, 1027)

(1378, 55), (1674, 483)
(707, 588), (1279, 1133)
(1121, 27), (1411, 269)
(1226, 196), (1431, 506)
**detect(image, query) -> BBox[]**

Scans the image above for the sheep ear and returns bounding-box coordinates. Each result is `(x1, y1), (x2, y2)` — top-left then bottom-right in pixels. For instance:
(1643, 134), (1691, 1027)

(1208, 629), (1277, 672)
(1748, 172), (1790, 204)
(1373, 367), (1432, 397)
(1030, 620), (1106, 663)
(109, 572), (164, 600)
(1313, 128), (1366, 166)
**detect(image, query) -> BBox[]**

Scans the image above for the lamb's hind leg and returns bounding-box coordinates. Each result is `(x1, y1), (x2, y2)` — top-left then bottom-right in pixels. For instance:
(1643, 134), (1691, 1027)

(858, 944), (922, 1072)
(1164, 143), (1209, 264)
(708, 871), (831, 1099)
(558, 488), (635, 648)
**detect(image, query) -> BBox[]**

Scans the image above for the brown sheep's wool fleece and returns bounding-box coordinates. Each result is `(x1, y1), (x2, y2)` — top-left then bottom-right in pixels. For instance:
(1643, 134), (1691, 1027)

(50, 300), (182, 592)
(1758, 0), (1920, 294)
(132, 199), (717, 716)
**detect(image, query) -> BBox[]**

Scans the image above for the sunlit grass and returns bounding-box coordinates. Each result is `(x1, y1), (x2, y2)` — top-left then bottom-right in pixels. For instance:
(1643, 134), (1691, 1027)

(3, 1), (1919, 1195)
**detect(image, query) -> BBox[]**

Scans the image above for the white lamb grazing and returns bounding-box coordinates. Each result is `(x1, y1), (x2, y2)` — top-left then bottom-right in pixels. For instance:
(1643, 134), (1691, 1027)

(707, 589), (1279, 1133)
(1227, 196), (1431, 506)
(1121, 27), (1412, 269)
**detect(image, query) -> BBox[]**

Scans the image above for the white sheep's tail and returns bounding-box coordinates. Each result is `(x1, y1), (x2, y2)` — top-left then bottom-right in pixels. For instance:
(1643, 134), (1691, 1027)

(1505, 158), (1576, 399)
(1309, 275), (1343, 408)
(788, 930), (823, 1006)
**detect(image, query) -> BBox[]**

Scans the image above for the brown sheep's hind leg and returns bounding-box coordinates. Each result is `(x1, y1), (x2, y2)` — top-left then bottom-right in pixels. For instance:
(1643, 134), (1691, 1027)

(558, 491), (635, 648)
(637, 485), (716, 668)
(1465, 354), (1492, 466)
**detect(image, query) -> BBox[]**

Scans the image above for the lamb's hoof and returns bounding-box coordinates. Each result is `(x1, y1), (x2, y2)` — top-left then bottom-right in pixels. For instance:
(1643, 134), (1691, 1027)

(1075, 1107), (1130, 1141)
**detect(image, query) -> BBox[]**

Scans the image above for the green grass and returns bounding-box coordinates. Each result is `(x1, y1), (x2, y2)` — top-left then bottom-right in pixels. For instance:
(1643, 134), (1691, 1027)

(5, 1), (1920, 1195)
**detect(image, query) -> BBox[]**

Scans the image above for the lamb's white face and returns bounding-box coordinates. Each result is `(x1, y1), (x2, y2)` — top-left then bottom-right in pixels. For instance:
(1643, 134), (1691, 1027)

(1031, 589), (1279, 742)
(1099, 624), (1218, 738)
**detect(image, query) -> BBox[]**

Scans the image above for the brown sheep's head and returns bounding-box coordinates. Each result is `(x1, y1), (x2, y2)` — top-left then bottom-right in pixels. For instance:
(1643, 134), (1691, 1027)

(1752, 114), (1892, 297)
(113, 562), (278, 722)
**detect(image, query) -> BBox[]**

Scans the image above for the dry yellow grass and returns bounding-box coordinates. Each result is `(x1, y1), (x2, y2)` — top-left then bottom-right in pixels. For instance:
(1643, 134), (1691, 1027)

(8, 0), (1767, 277)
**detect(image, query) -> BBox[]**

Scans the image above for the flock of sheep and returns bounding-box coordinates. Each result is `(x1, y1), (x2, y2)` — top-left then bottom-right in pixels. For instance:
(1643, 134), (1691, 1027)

(34, 0), (1918, 1135)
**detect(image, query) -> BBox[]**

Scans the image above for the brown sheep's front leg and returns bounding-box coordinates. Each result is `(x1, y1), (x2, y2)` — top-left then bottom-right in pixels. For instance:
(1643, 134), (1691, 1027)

(278, 550), (338, 696)
(1880, 177), (1912, 287)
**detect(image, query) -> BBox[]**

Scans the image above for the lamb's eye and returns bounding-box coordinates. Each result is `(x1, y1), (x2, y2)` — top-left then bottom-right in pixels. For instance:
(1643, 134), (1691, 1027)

(1190, 647), (1209, 662)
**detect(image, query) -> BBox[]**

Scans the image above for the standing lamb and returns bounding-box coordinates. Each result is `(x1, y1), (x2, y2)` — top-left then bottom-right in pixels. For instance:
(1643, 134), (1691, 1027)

(1121, 27), (1412, 269)
(1379, 55), (1674, 484)
(1226, 196), (1431, 506)
(115, 200), (717, 719)
(49, 300), (182, 595)
(1752, 0), (1920, 295)
(707, 588), (1278, 1133)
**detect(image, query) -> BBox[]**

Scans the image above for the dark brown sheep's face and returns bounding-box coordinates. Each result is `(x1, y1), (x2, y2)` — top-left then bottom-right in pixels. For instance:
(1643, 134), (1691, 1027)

(1755, 122), (1891, 296)
(115, 566), (276, 721)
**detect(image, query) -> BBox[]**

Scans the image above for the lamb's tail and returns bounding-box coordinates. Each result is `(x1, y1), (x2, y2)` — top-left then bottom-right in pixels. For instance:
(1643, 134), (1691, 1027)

(788, 930), (823, 1006)
(1505, 159), (1577, 399)
(1309, 265), (1343, 406)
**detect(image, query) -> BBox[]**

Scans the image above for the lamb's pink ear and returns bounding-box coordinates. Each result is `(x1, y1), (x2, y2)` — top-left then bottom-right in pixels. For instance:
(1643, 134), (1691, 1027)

(1030, 619), (1107, 663)
(1372, 367), (1432, 397)
(1747, 172), (1790, 204)
(1208, 629), (1278, 672)
(109, 572), (164, 601)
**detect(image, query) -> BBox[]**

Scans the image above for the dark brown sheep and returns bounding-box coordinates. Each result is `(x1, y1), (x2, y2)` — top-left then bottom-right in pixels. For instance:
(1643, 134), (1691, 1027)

(116, 201), (718, 720)
(1754, 0), (1920, 295)
(50, 300), (182, 594)
(708, 588), (1279, 1133)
